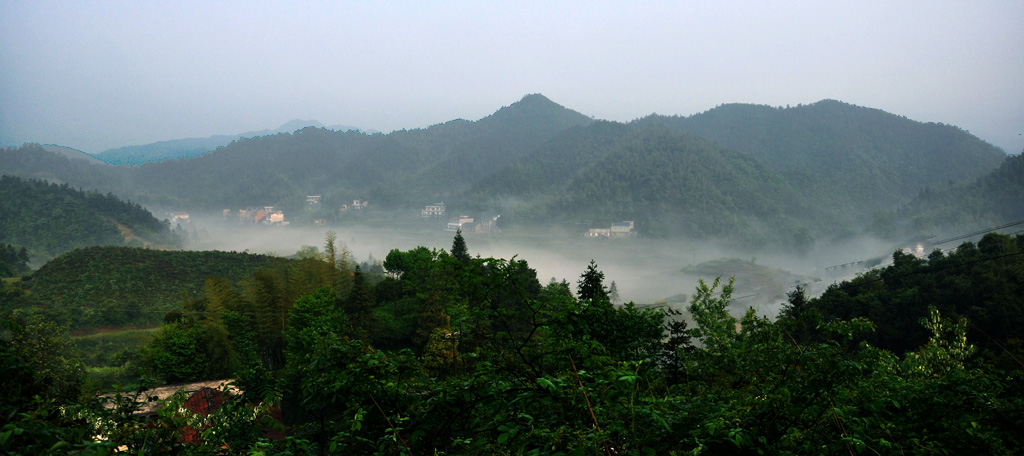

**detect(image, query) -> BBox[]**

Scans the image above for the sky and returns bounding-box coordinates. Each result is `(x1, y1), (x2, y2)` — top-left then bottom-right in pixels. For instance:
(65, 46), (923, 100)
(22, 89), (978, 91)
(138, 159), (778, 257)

(1, 1), (1022, 154)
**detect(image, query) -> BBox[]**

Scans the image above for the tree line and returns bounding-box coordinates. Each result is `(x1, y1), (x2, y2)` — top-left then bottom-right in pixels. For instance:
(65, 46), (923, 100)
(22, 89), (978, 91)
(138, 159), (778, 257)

(1, 232), (1022, 454)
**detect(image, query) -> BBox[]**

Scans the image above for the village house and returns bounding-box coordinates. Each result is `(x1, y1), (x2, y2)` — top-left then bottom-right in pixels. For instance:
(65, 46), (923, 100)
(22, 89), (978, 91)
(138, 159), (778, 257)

(584, 221), (636, 238)
(101, 379), (283, 446)
(170, 212), (190, 224)
(102, 379), (238, 419)
(233, 207), (286, 225)
(306, 195), (322, 205)
(610, 221), (635, 237)
(237, 208), (256, 222)
(446, 216), (475, 232)
(443, 214), (501, 233)
(473, 215), (501, 233)
(421, 202), (446, 217)
(341, 199), (369, 211)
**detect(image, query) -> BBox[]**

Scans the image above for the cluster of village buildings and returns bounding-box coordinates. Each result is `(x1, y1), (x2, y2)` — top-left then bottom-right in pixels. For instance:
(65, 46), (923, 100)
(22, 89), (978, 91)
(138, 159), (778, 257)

(176, 200), (633, 238)
(224, 207), (288, 225)
(306, 195), (369, 212)
(421, 202), (500, 233)
(583, 221), (636, 238)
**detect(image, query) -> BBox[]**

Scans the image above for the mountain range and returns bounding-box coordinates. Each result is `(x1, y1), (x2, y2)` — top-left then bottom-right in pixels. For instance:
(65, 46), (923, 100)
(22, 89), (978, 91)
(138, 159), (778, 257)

(91, 119), (368, 165)
(0, 94), (1014, 247)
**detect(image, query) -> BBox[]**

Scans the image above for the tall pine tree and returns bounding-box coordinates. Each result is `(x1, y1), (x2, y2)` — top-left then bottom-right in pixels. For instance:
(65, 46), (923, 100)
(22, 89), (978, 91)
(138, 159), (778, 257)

(451, 230), (470, 264)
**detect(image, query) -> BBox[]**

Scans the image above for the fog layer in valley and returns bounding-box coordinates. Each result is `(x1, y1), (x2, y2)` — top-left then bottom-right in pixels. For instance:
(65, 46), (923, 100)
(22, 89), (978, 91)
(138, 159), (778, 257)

(180, 213), (913, 319)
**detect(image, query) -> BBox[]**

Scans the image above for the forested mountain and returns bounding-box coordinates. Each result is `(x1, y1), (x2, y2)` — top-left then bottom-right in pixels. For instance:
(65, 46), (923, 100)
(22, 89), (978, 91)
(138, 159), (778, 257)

(471, 124), (809, 243)
(0, 95), (1009, 244)
(0, 175), (179, 261)
(92, 119), (364, 165)
(894, 153), (1024, 234)
(117, 93), (594, 210)
(631, 100), (1007, 227)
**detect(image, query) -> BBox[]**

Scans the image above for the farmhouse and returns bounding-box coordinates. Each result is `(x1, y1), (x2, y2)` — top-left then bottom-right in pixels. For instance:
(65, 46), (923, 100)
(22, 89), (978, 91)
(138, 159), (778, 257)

(584, 221), (636, 238)
(422, 202), (446, 217)
(446, 216), (474, 232)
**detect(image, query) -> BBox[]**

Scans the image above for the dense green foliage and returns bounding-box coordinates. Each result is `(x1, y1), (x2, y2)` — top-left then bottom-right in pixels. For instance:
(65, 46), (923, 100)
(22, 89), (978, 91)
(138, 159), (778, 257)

(3, 232), (1024, 454)
(0, 175), (178, 260)
(804, 232), (1024, 356)
(15, 246), (286, 330)
(634, 100), (1006, 216)
(525, 127), (806, 241)
(895, 153), (1024, 234)
(0, 243), (30, 277)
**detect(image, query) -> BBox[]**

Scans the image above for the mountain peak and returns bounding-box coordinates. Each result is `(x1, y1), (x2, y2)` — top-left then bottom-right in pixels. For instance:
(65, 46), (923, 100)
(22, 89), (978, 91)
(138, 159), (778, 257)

(479, 94), (593, 130)
(516, 93), (555, 105)
(273, 119), (325, 134)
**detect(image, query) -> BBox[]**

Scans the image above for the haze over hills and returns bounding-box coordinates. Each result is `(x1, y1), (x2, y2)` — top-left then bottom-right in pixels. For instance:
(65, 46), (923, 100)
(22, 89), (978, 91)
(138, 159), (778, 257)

(91, 119), (368, 165)
(894, 153), (1024, 236)
(40, 145), (107, 166)
(0, 94), (1013, 247)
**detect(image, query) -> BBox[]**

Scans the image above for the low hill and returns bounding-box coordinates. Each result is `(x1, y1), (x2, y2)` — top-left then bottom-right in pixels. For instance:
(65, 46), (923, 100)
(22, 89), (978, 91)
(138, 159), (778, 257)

(92, 119), (365, 165)
(894, 153), (1024, 236)
(0, 175), (179, 260)
(24, 246), (287, 329)
(0, 144), (121, 191)
(40, 145), (107, 165)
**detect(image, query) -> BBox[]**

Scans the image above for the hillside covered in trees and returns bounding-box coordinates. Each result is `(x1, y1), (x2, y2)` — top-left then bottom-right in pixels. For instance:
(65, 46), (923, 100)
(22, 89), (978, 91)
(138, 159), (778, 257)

(630, 100), (1008, 233)
(2, 231), (1022, 454)
(9, 246), (288, 330)
(893, 153), (1024, 235)
(0, 175), (179, 263)
(0, 95), (1010, 246)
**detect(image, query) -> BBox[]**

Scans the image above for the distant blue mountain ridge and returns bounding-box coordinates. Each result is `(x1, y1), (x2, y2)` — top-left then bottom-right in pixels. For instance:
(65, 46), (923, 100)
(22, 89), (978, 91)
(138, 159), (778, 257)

(92, 120), (369, 165)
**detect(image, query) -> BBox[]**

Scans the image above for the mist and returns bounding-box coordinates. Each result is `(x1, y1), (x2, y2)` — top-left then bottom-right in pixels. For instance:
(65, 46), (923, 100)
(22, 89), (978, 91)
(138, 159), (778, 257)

(177, 212), (907, 320)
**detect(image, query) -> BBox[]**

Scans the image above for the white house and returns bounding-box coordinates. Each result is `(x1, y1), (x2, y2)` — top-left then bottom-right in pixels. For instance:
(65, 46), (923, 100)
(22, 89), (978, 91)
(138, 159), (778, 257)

(422, 202), (446, 217)
(446, 216), (474, 232)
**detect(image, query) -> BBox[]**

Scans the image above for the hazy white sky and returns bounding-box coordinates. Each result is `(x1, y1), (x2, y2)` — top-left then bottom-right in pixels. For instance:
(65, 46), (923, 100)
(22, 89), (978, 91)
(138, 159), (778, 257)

(2, 1), (1021, 154)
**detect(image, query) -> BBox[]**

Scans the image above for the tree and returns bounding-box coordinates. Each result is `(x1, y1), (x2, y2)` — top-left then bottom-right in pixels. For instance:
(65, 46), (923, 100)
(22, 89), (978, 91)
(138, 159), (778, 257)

(5, 315), (85, 404)
(343, 266), (376, 341)
(778, 285), (823, 344)
(286, 287), (346, 367)
(451, 229), (470, 264)
(576, 260), (609, 303)
(687, 277), (736, 352)
(660, 307), (693, 384)
(608, 280), (620, 303)
(559, 262), (664, 363)
(147, 322), (209, 383)
(323, 230), (353, 293)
